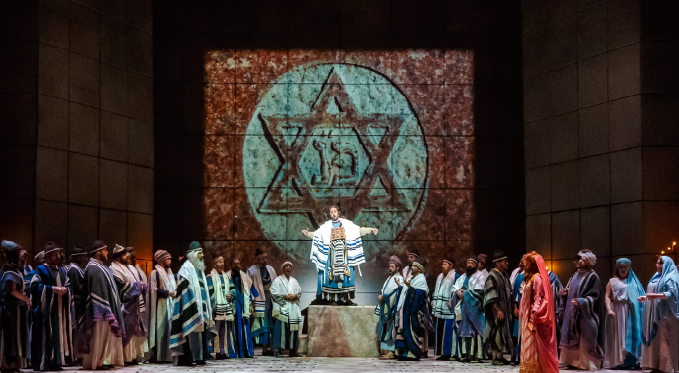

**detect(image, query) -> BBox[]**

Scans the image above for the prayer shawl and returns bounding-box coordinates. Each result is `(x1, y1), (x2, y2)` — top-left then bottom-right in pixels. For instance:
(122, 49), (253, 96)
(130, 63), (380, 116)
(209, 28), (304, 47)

(29, 265), (74, 370)
(133, 264), (149, 334)
(247, 264), (276, 316)
(483, 268), (513, 353)
(454, 270), (486, 338)
(78, 258), (125, 355)
(270, 275), (302, 330)
(207, 269), (233, 321)
(520, 255), (560, 373)
(310, 218), (365, 300)
(375, 273), (403, 349)
(67, 264), (85, 325)
(148, 265), (176, 362)
(0, 265), (29, 366)
(170, 260), (214, 350)
(559, 268), (605, 360)
(643, 256), (679, 346)
(226, 270), (253, 318)
(395, 273), (430, 359)
(432, 270), (457, 319)
(110, 262), (146, 346)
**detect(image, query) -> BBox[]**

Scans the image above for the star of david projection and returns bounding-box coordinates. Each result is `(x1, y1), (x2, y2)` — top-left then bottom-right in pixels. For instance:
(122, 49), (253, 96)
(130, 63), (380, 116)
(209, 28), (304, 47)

(256, 67), (414, 228)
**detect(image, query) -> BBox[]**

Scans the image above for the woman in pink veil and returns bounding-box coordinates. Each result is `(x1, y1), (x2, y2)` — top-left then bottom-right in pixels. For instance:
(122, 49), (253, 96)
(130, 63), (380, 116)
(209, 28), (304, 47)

(519, 251), (559, 373)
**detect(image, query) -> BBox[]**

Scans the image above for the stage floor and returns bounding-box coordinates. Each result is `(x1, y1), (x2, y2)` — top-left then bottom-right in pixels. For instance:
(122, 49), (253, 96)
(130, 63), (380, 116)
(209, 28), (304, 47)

(23, 356), (623, 373)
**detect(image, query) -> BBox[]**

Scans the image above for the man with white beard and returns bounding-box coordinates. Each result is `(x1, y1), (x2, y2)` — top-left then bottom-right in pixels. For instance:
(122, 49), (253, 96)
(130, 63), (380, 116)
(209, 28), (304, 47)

(170, 241), (215, 366)
(375, 255), (404, 359)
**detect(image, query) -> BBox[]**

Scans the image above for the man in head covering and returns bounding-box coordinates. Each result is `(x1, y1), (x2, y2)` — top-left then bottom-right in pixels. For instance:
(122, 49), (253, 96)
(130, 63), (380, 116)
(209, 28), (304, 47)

(225, 257), (256, 358)
(604, 258), (644, 369)
(206, 253), (232, 360)
(247, 248), (277, 355)
(78, 240), (125, 370)
(270, 261), (302, 357)
(483, 250), (513, 365)
(558, 249), (605, 370)
(432, 254), (460, 361)
(375, 255), (404, 359)
(128, 249), (149, 347)
(1, 240), (31, 371)
(67, 245), (89, 362)
(170, 241), (214, 366)
(477, 253), (488, 275)
(29, 241), (74, 370)
(148, 250), (177, 363)
(301, 205), (378, 305)
(393, 262), (430, 360)
(510, 254), (527, 365)
(34, 251), (45, 266)
(402, 250), (421, 280)
(109, 245), (148, 364)
(452, 256), (487, 362)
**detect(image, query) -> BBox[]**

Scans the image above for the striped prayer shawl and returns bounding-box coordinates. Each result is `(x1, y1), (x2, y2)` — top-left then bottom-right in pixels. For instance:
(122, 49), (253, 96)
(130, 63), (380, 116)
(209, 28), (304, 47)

(270, 275), (302, 331)
(169, 262), (214, 349)
(559, 269), (605, 359)
(247, 264), (276, 316)
(310, 219), (365, 272)
(432, 271), (457, 319)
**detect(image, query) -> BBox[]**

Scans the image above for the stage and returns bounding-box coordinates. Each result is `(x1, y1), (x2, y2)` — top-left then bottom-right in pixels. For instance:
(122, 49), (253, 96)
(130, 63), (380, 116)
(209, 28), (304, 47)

(25, 355), (624, 373)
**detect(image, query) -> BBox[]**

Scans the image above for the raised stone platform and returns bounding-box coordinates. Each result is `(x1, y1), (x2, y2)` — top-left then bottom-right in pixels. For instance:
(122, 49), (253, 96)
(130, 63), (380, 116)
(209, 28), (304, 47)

(306, 305), (379, 357)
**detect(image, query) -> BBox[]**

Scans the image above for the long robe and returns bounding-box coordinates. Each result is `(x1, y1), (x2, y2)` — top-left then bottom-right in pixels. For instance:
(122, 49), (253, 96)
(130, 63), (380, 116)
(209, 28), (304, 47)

(66, 263), (85, 360)
(432, 270), (458, 357)
(559, 268), (605, 370)
(394, 274), (429, 359)
(547, 271), (562, 345)
(605, 274), (644, 368)
(484, 267), (513, 356)
(0, 265), (29, 370)
(78, 259), (125, 369)
(29, 265), (74, 370)
(247, 264), (276, 345)
(511, 271), (525, 363)
(270, 275), (302, 351)
(519, 259), (559, 373)
(225, 270), (256, 358)
(641, 257), (679, 373)
(374, 273), (403, 352)
(308, 219), (370, 301)
(109, 262), (147, 362)
(206, 270), (233, 356)
(148, 266), (176, 362)
(454, 270), (486, 359)
(170, 260), (215, 365)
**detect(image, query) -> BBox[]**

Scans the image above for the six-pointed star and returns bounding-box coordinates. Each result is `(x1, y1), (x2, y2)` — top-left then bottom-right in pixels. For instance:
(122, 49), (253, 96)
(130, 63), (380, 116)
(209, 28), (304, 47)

(257, 67), (414, 228)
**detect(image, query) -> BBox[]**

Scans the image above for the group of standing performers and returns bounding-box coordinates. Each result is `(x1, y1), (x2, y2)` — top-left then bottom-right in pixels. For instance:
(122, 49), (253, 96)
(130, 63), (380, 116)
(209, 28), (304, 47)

(376, 248), (679, 373)
(0, 239), (303, 372)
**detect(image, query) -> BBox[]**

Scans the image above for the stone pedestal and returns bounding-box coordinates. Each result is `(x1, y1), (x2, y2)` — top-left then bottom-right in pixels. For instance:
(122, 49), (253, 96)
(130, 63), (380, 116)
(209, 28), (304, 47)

(306, 305), (379, 357)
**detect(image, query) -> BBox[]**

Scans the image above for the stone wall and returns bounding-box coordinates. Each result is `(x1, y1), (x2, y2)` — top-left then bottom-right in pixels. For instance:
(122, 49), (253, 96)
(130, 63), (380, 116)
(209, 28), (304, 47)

(522, 0), (679, 283)
(0, 0), (154, 270)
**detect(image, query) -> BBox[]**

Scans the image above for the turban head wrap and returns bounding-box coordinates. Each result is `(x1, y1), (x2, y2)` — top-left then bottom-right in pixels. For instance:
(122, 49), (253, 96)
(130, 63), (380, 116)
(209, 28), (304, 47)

(577, 250), (597, 266)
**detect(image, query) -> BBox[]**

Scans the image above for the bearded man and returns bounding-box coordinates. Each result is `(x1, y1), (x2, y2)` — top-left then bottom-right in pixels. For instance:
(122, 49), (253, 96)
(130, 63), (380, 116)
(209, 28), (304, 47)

(109, 245), (147, 364)
(30, 241), (75, 371)
(148, 250), (177, 363)
(375, 255), (403, 359)
(432, 255), (459, 361)
(170, 241), (215, 366)
(270, 262), (302, 357)
(393, 262), (430, 361)
(453, 256), (487, 362)
(207, 254), (233, 360)
(225, 258), (256, 358)
(247, 248), (276, 355)
(483, 250), (513, 365)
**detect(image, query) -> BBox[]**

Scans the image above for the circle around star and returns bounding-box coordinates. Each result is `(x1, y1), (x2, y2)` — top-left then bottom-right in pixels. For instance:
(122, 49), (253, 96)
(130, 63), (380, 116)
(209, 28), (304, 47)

(241, 63), (428, 254)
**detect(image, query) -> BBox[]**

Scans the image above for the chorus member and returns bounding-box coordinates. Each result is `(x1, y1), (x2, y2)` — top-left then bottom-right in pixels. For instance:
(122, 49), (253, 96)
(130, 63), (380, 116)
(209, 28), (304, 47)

(375, 255), (403, 359)
(148, 250), (177, 363)
(484, 250), (513, 365)
(432, 255), (458, 361)
(247, 248), (277, 355)
(453, 256), (486, 362)
(559, 250), (605, 370)
(270, 262), (302, 357)
(0, 240), (31, 372)
(394, 262), (429, 361)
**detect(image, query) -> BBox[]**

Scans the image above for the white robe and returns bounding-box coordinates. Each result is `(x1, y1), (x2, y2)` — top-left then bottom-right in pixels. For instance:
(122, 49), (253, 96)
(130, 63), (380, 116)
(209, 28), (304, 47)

(604, 278), (630, 368)
(110, 262), (148, 362)
(148, 266), (176, 362)
(641, 279), (679, 373)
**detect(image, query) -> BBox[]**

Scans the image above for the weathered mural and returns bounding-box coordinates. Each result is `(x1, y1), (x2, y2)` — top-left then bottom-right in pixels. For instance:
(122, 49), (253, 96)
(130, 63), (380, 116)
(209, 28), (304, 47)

(201, 50), (475, 302)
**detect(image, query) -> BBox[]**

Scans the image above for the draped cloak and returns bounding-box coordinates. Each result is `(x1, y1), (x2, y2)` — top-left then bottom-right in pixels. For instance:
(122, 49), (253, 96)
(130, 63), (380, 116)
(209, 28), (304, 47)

(29, 265), (75, 370)
(169, 260), (215, 361)
(109, 262), (146, 348)
(484, 267), (513, 354)
(148, 265), (176, 362)
(247, 264), (276, 343)
(559, 268), (605, 365)
(394, 273), (429, 359)
(225, 270), (256, 358)
(309, 219), (366, 301)
(66, 264), (85, 329)
(374, 273), (403, 351)
(548, 271), (563, 343)
(454, 270), (486, 338)
(432, 271), (457, 320)
(78, 258), (125, 355)
(642, 256), (679, 346)
(0, 265), (29, 368)
(519, 255), (559, 373)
